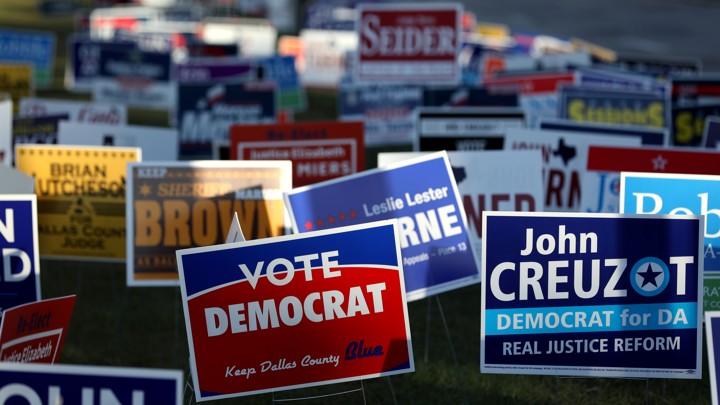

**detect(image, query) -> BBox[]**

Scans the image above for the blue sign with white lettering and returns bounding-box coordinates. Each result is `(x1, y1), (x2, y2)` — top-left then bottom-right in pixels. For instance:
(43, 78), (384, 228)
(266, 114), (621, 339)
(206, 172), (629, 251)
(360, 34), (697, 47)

(0, 30), (55, 88)
(285, 152), (480, 301)
(621, 172), (720, 273)
(481, 212), (703, 378)
(0, 363), (182, 404)
(0, 195), (40, 316)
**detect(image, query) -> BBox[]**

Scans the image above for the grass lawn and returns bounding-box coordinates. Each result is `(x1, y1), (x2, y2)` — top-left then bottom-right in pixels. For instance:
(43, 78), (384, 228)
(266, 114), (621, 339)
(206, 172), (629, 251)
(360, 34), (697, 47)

(1, 0), (714, 403)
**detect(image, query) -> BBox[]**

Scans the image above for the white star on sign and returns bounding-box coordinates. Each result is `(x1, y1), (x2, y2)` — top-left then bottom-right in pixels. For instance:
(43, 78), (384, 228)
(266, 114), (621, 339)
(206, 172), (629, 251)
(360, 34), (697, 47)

(652, 154), (668, 171)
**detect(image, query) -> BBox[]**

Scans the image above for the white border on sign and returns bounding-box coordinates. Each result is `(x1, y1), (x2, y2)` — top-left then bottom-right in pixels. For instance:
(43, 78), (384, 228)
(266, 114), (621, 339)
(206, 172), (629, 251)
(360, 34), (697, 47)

(0, 361), (183, 404)
(354, 2), (462, 85)
(0, 195), (41, 302)
(480, 211), (704, 379)
(705, 311), (720, 405)
(283, 150), (481, 301)
(176, 219), (413, 401)
(15, 144), (141, 263)
(126, 160), (293, 287)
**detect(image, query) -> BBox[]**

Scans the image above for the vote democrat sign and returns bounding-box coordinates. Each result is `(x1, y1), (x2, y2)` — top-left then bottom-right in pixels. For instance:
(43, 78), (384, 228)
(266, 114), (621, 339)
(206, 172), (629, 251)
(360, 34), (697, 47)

(0, 195), (40, 315)
(0, 362), (183, 404)
(177, 220), (413, 400)
(482, 212), (703, 378)
(285, 151), (480, 301)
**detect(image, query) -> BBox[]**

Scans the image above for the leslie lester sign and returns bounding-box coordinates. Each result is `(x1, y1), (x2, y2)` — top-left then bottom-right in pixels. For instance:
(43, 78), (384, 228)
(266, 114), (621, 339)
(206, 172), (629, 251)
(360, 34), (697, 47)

(178, 220), (413, 400)
(285, 152), (479, 301)
(482, 212), (703, 378)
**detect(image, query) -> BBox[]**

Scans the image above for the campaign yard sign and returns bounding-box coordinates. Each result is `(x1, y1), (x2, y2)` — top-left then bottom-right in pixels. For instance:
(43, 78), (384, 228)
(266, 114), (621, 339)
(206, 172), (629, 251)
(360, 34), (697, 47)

(19, 97), (127, 125)
(0, 30), (55, 88)
(482, 212), (704, 378)
(0, 295), (75, 363)
(285, 151), (479, 301)
(230, 121), (364, 187)
(422, 86), (519, 107)
(0, 195), (40, 315)
(671, 104), (720, 148)
(355, 3), (461, 84)
(705, 311), (720, 404)
(12, 114), (68, 147)
(338, 83), (422, 146)
(557, 85), (668, 129)
(15, 145), (141, 261)
(503, 128), (641, 212)
(57, 121), (178, 161)
(177, 220), (413, 400)
(620, 172), (720, 312)
(584, 146), (720, 213)
(93, 47), (174, 108)
(0, 362), (183, 404)
(127, 161), (291, 287)
(415, 107), (525, 151)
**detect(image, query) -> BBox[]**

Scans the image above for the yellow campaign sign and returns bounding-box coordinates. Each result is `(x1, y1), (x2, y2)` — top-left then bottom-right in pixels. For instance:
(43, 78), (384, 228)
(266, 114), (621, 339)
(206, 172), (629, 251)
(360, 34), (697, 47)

(127, 161), (292, 286)
(15, 145), (141, 261)
(0, 64), (33, 114)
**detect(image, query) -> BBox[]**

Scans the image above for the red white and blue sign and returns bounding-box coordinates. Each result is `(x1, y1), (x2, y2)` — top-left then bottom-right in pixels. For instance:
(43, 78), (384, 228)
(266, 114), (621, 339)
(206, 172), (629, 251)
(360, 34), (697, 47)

(285, 151), (480, 301)
(177, 220), (413, 401)
(0, 362), (183, 404)
(482, 212), (703, 378)
(0, 195), (40, 316)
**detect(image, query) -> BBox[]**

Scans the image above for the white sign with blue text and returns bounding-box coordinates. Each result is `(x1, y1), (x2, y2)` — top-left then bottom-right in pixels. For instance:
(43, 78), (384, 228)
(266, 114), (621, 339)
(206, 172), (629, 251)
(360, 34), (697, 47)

(482, 212), (704, 378)
(285, 151), (479, 301)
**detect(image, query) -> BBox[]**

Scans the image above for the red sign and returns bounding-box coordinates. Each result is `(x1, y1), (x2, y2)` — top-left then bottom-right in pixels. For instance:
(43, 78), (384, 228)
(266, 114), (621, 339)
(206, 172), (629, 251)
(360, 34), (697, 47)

(178, 220), (412, 400)
(483, 72), (575, 95)
(587, 145), (720, 174)
(230, 121), (365, 187)
(0, 295), (76, 364)
(355, 3), (462, 84)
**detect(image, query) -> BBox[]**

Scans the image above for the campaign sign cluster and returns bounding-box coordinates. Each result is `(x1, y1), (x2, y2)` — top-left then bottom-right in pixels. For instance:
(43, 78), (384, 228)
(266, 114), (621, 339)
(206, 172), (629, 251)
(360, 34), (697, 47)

(177, 220), (413, 400)
(481, 212), (703, 378)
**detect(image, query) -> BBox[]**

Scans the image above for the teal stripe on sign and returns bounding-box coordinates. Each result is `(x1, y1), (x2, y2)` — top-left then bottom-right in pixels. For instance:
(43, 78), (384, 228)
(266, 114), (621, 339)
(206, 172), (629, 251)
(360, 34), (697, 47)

(485, 302), (697, 335)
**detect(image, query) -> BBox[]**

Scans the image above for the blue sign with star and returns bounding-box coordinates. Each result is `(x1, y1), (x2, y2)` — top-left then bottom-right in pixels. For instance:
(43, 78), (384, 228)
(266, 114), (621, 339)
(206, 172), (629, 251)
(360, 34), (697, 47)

(284, 151), (480, 301)
(621, 172), (720, 274)
(481, 212), (703, 379)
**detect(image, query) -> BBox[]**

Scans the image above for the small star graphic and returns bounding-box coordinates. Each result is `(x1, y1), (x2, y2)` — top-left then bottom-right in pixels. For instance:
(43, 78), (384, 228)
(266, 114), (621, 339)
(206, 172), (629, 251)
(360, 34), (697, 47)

(304, 220), (313, 230)
(139, 183), (152, 197)
(652, 154), (667, 171)
(638, 263), (662, 288)
(317, 218), (324, 227)
(338, 213), (346, 221)
(327, 215), (335, 224)
(349, 210), (357, 218)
